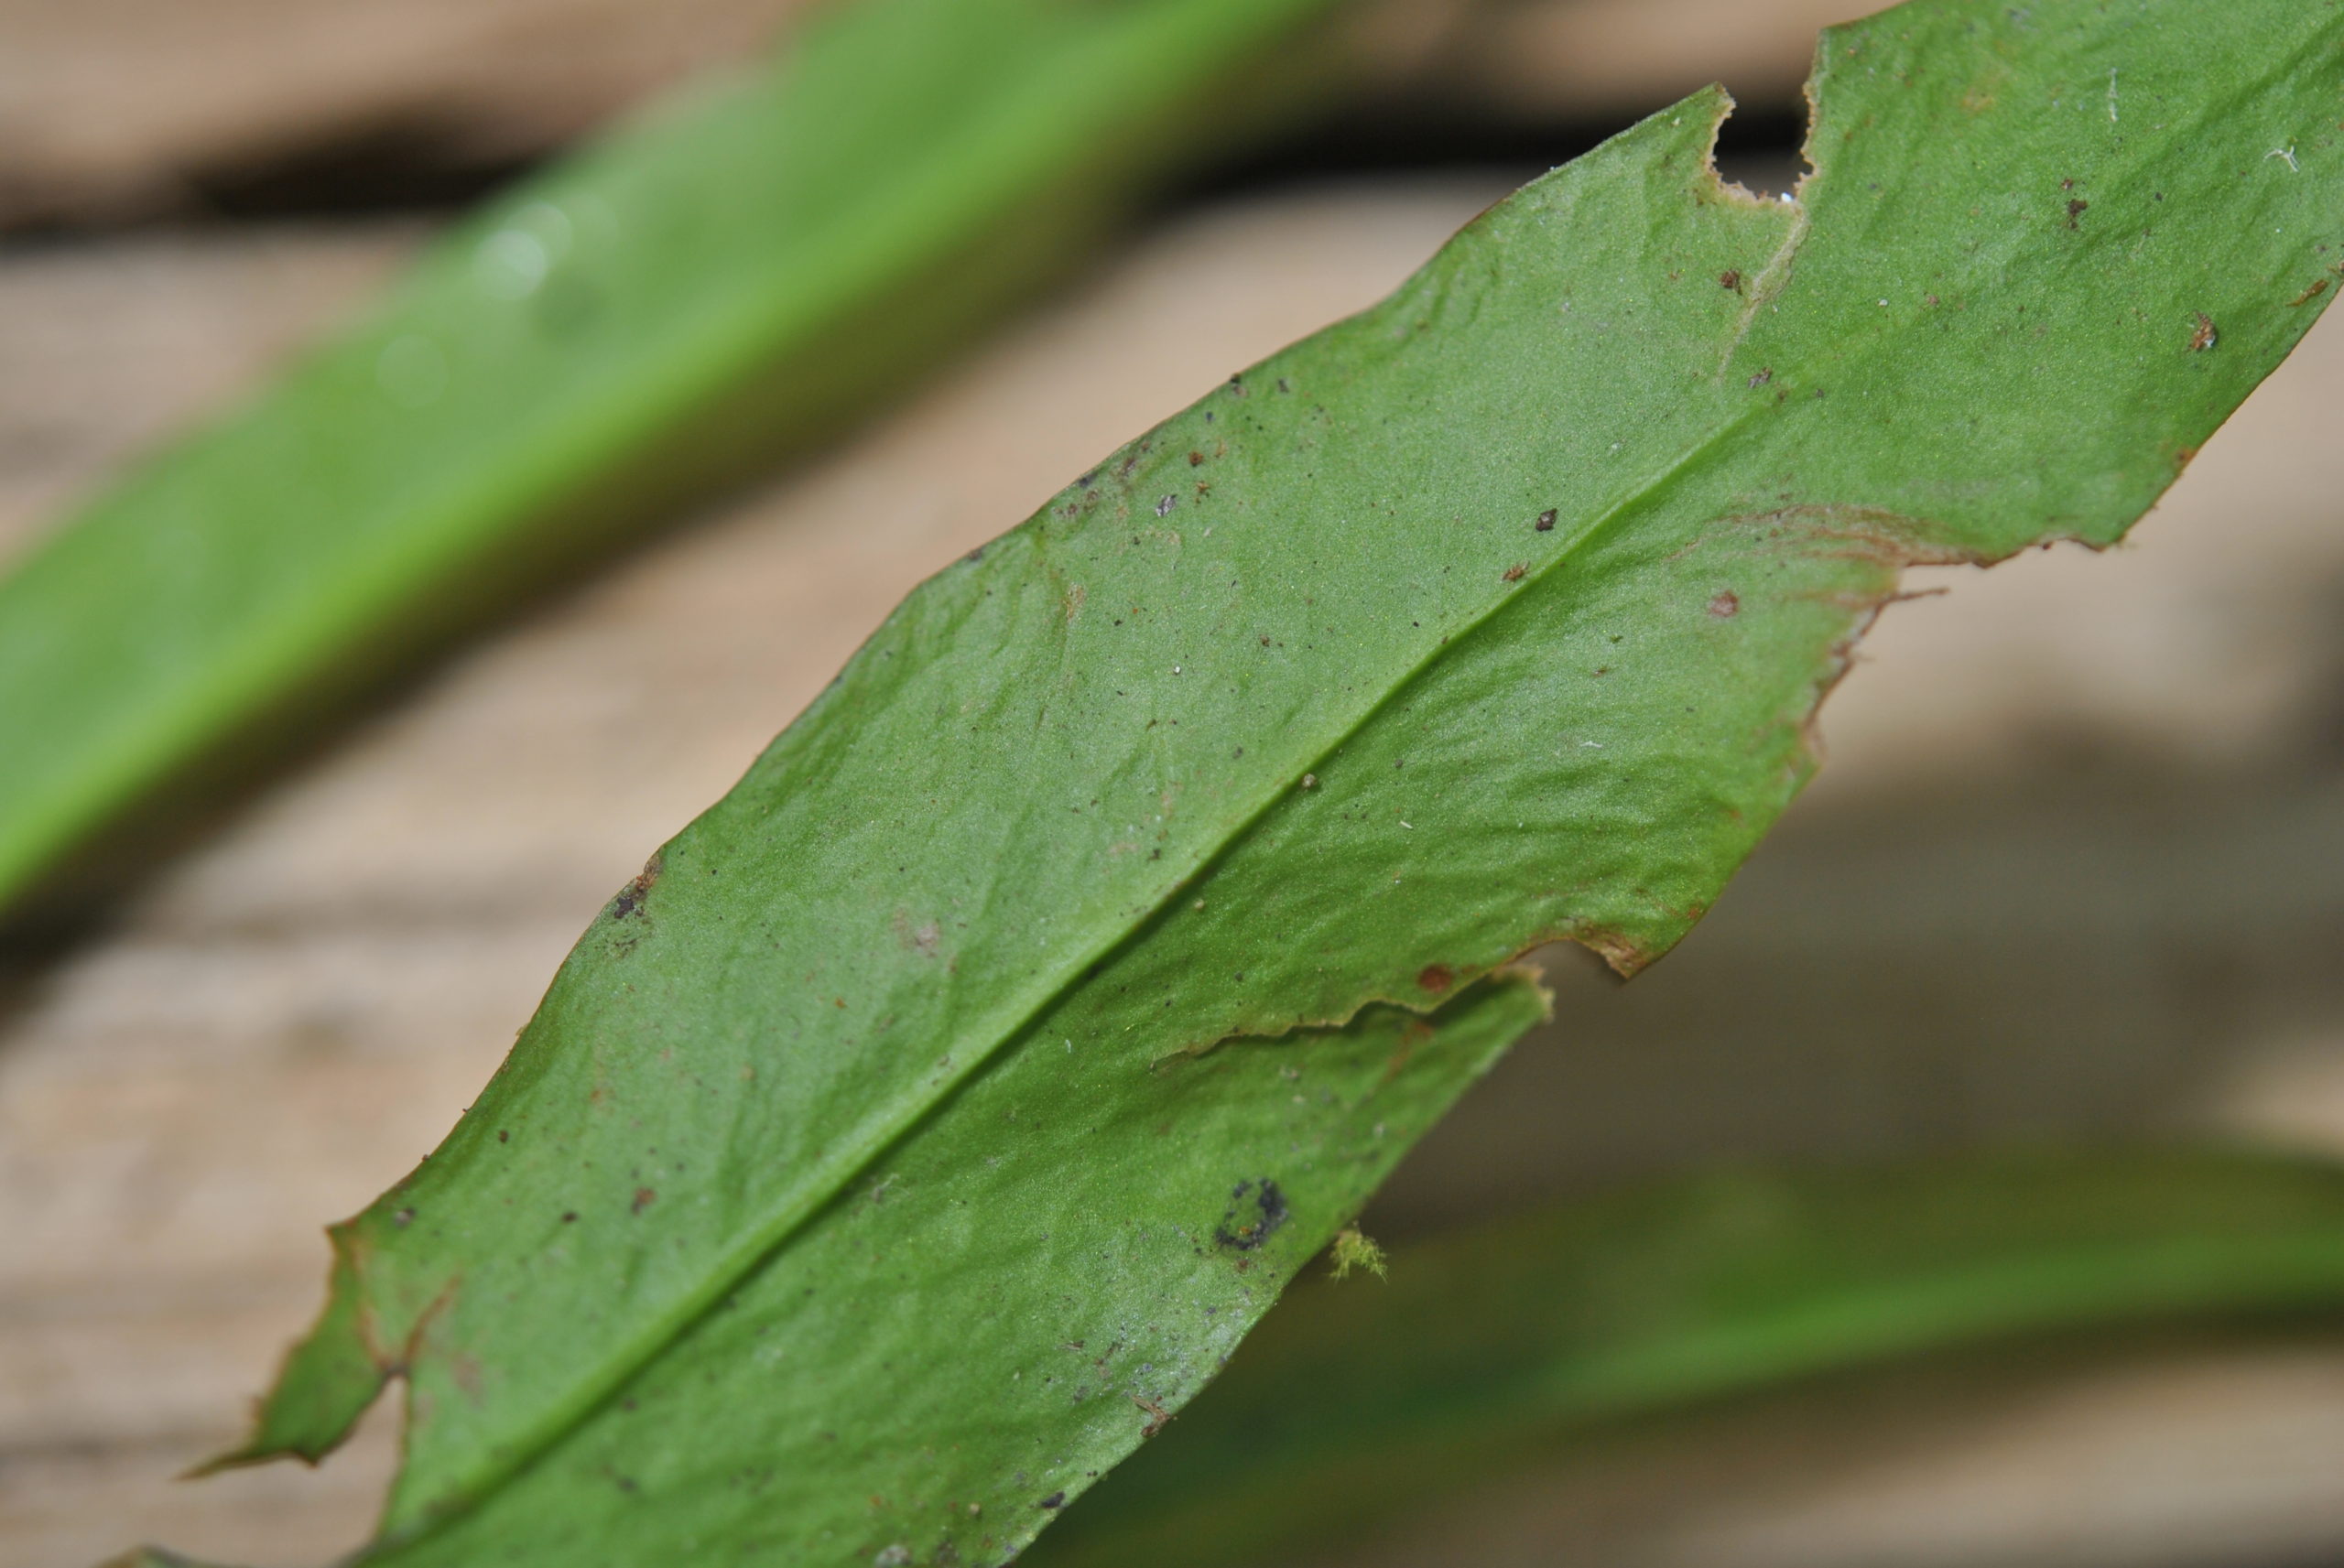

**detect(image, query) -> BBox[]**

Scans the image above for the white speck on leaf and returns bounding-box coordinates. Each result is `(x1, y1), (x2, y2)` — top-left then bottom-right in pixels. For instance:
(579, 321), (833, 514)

(2270, 145), (2300, 172)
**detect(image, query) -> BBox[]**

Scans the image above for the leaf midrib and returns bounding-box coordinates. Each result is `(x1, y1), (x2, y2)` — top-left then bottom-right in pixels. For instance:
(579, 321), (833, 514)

(372, 210), (1805, 1551)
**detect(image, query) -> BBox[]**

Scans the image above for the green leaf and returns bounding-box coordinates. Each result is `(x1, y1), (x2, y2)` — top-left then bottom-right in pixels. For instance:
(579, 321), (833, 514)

(0, 0), (1344, 925)
(151, 3), (2344, 1564)
(1033, 1147), (2344, 1568)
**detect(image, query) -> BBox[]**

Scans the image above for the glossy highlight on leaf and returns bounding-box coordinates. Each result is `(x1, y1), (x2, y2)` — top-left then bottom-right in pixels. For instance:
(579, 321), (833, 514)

(0, 0), (1345, 927)
(136, 2), (2344, 1564)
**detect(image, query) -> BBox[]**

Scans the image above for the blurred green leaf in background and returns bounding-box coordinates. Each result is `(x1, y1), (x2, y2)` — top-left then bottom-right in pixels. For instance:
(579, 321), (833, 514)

(0, 0), (1351, 930)
(1037, 1147), (2344, 1568)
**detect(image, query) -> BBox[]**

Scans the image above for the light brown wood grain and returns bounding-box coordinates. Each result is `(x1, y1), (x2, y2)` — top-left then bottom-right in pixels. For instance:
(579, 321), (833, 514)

(0, 0), (809, 227)
(0, 0), (1877, 230)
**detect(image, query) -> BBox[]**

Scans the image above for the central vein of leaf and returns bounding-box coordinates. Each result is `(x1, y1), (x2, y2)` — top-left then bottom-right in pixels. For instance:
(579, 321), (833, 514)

(377, 189), (1812, 1565)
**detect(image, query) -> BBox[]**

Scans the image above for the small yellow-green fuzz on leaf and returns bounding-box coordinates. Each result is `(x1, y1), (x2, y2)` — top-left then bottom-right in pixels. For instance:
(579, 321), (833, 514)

(1329, 1227), (1388, 1281)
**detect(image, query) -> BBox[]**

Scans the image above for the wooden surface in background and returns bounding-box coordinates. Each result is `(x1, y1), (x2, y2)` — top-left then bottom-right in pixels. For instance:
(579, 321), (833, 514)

(0, 0), (807, 226)
(0, 0), (1871, 229)
(6, 79), (2344, 1568)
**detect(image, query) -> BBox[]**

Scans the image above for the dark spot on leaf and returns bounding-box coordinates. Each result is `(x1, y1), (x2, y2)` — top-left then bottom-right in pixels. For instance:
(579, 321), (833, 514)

(1416, 963), (1455, 993)
(1535, 509), (1557, 531)
(1502, 563), (1527, 582)
(611, 853), (662, 920)
(1719, 269), (1742, 291)
(633, 1188), (657, 1214)
(2065, 198), (2088, 227)
(1156, 494), (1177, 517)
(561, 1211), (579, 1223)
(1748, 368), (1773, 388)
(1038, 1492), (1067, 1510)
(2292, 277), (2331, 307)
(1214, 1178), (1290, 1251)
(1709, 590), (1741, 618)
(1188, 450), (1205, 466)
(2189, 312), (2219, 352)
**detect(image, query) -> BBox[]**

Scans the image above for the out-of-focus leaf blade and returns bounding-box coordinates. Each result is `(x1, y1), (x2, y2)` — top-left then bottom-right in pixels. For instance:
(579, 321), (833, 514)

(1034, 1147), (2344, 1568)
(143, 3), (2344, 1565)
(0, 0), (1347, 925)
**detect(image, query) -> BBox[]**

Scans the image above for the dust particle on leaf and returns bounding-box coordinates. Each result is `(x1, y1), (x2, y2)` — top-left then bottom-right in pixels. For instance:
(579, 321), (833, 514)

(1502, 563), (1527, 583)
(1416, 963), (1455, 993)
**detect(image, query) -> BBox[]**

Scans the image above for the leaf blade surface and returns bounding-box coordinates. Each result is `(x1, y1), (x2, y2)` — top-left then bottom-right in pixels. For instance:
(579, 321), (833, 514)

(183, 4), (2344, 1563)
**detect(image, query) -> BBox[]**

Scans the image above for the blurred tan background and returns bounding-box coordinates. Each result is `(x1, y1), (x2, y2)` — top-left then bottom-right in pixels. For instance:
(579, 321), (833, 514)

(5, 2), (2344, 1565)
